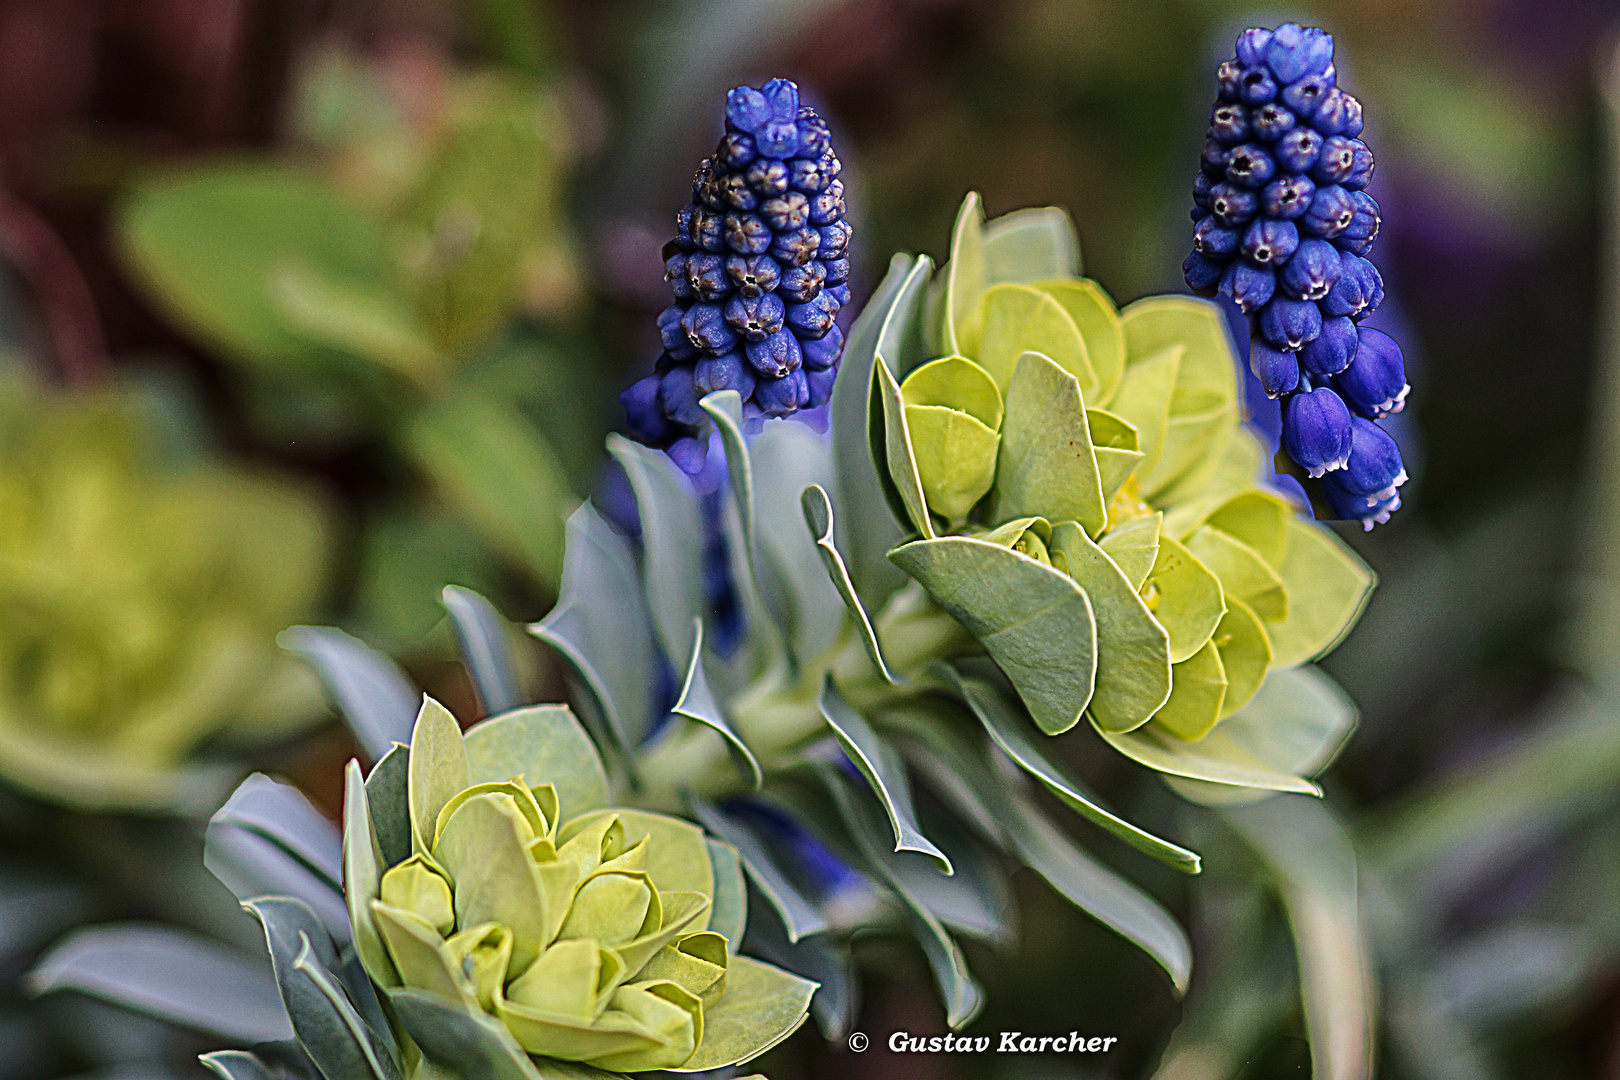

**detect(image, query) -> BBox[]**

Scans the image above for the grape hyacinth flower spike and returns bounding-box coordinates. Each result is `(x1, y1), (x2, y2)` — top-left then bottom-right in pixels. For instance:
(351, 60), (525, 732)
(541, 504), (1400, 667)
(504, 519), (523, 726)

(1186, 23), (1410, 528)
(623, 77), (852, 473)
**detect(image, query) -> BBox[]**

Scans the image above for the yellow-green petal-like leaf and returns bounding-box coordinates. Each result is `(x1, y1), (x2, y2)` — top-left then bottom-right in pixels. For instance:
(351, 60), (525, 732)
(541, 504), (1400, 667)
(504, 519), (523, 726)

(941, 193), (988, 355)
(1185, 526), (1289, 624)
(1105, 346), (1181, 477)
(1146, 535), (1226, 664)
(904, 405), (1000, 524)
(1094, 719), (1320, 795)
(561, 810), (714, 903)
(873, 361), (936, 539)
(1213, 597), (1272, 719)
(1206, 490), (1295, 568)
(1150, 639), (1228, 741)
(983, 207), (1080, 286)
(372, 902), (473, 1006)
(994, 351), (1106, 536)
(672, 956), (817, 1072)
(1050, 523), (1172, 733)
(434, 794), (551, 968)
(1039, 279), (1123, 403)
(463, 705), (609, 820)
(1140, 398), (1236, 500)
(1099, 512), (1162, 592)
(889, 536), (1097, 735)
(963, 284), (1093, 393)
(1266, 521), (1377, 667)
(900, 355), (1003, 428)
(345, 761), (398, 988)
(1119, 295), (1237, 405)
(408, 697), (470, 856)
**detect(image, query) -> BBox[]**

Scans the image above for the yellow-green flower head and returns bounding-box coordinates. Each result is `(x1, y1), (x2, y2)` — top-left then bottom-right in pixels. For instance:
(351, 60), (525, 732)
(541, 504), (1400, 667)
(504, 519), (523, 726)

(345, 699), (815, 1074)
(876, 195), (1375, 756)
(0, 380), (328, 811)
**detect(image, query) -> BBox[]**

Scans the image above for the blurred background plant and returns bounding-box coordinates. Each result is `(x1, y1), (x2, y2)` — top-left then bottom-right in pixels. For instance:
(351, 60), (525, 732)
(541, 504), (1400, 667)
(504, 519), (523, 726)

(0, 0), (1616, 1077)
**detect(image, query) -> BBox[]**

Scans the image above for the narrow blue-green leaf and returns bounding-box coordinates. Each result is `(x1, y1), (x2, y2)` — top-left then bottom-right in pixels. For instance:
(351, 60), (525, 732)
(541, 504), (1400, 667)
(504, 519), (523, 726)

(442, 585), (523, 716)
(1225, 796), (1374, 1080)
(831, 253), (915, 604)
(864, 257), (938, 539)
(212, 773), (343, 891)
(293, 933), (402, 1080)
(888, 811), (1017, 945)
(938, 665), (1200, 873)
(874, 360), (936, 539)
(701, 390), (756, 556)
(889, 535), (1097, 735)
(607, 434), (705, 666)
(206, 821), (350, 946)
(279, 625), (416, 763)
(365, 743), (411, 868)
(742, 883), (859, 1041)
(200, 1052), (279, 1080)
(818, 763), (984, 1029)
(819, 678), (951, 873)
(529, 501), (654, 759)
(701, 389), (787, 670)
(1000, 792), (1192, 993)
(687, 796), (829, 943)
(387, 988), (550, 1080)
(246, 897), (399, 1080)
(752, 422), (846, 664)
(673, 619), (763, 790)
(706, 838), (748, 947)
(26, 923), (292, 1044)
(801, 484), (900, 684)
(942, 193), (987, 354)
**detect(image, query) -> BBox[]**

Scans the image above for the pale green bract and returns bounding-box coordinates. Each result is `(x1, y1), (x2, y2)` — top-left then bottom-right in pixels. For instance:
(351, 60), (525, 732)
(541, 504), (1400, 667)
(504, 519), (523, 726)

(346, 698), (816, 1076)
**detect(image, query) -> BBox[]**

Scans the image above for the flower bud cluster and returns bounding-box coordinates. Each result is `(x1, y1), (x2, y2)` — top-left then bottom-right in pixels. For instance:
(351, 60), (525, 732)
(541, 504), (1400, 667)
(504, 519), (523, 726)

(622, 78), (851, 473)
(1184, 24), (1408, 527)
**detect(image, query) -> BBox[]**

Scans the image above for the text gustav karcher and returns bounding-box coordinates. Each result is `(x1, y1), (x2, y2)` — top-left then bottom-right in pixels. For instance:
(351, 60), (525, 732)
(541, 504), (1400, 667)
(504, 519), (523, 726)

(887, 1032), (1119, 1054)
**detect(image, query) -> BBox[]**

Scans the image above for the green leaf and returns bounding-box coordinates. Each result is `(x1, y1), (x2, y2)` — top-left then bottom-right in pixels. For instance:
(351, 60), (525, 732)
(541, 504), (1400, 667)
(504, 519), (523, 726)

(607, 434), (704, 666)
(1213, 596), (1272, 719)
(1100, 666), (1354, 796)
(1040, 279), (1125, 404)
(246, 896), (400, 1080)
(751, 421), (847, 663)
(117, 164), (384, 371)
(705, 838), (748, 947)
(819, 764), (984, 1028)
(213, 773), (342, 891)
(345, 760), (397, 989)
(1150, 638), (1228, 742)
(405, 393), (573, 590)
(994, 351), (1107, 537)
(408, 696), (471, 854)
(1099, 511), (1161, 591)
(268, 263), (441, 382)
(801, 484), (900, 684)
(1050, 522), (1172, 732)
(442, 586), (524, 717)
(1105, 346), (1181, 481)
(674, 955), (818, 1072)
(279, 625), (417, 763)
(200, 1052), (280, 1080)
(26, 923), (292, 1044)
(997, 789), (1192, 993)
(687, 797), (829, 943)
(874, 361), (937, 539)
(889, 535), (1097, 735)
(530, 501), (656, 758)
(463, 704), (610, 819)
(819, 678), (952, 873)
(672, 620), (764, 790)
(963, 284), (1094, 394)
(1224, 797), (1374, 1080)
(983, 207), (1081, 285)
(941, 192), (988, 355)
(1185, 525), (1288, 623)
(1146, 534), (1227, 664)
(831, 253), (916, 603)
(292, 934), (405, 1080)
(366, 743), (413, 868)
(1265, 520), (1377, 667)
(938, 665), (1199, 873)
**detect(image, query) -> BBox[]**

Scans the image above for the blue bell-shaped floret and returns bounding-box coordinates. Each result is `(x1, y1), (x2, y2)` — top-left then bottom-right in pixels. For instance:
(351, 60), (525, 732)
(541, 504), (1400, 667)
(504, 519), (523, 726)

(1282, 386), (1353, 478)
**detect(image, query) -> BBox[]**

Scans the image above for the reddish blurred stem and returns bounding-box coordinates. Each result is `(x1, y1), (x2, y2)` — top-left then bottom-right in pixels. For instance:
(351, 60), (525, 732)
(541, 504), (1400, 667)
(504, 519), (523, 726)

(0, 193), (107, 382)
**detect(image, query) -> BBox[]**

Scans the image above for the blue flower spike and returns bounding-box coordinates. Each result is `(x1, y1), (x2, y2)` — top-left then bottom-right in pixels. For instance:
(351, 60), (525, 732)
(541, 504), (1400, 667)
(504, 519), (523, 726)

(623, 78), (852, 472)
(1188, 22), (1409, 527)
